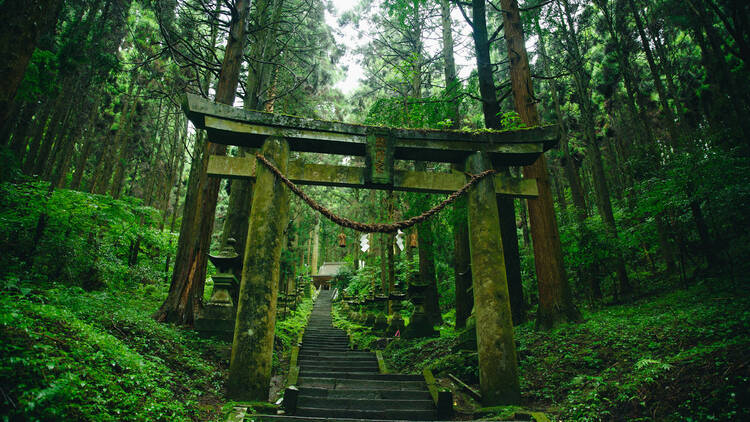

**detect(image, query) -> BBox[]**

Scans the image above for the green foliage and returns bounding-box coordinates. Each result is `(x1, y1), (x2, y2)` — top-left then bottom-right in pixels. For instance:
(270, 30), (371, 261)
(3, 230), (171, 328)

(0, 182), (174, 290)
(331, 303), (380, 350)
(498, 111), (524, 130)
(0, 181), (229, 420)
(274, 295), (314, 359)
(363, 92), (463, 129)
(0, 282), (227, 421)
(15, 49), (59, 101)
(514, 280), (750, 421)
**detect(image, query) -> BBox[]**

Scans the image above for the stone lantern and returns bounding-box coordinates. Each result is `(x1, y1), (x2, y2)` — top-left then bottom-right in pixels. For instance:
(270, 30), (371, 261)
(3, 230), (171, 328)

(373, 294), (389, 335)
(195, 239), (242, 340)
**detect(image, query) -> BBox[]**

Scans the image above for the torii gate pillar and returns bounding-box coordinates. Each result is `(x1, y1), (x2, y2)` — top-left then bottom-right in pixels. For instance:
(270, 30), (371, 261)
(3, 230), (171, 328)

(227, 136), (290, 400)
(465, 151), (521, 405)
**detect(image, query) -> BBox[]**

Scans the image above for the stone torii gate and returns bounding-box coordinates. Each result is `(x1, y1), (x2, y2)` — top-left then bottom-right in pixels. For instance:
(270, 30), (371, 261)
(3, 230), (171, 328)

(183, 94), (558, 404)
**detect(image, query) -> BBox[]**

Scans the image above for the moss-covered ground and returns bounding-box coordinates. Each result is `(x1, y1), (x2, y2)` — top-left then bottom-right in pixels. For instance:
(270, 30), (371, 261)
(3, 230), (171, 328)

(334, 279), (750, 421)
(0, 181), (310, 421)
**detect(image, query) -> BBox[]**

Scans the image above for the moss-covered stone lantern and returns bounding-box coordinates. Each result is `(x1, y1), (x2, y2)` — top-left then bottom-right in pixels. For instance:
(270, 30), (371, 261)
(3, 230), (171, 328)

(195, 239), (242, 340)
(402, 281), (437, 338)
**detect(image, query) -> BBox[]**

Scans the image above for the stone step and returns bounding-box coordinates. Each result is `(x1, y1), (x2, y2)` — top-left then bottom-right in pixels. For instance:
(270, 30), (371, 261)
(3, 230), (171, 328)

(297, 395), (435, 411)
(298, 387), (432, 401)
(298, 357), (378, 366)
(240, 416), (390, 422)
(302, 343), (350, 347)
(302, 336), (347, 341)
(243, 416), (500, 422)
(299, 376), (426, 391)
(300, 363), (379, 373)
(298, 350), (373, 358)
(301, 340), (350, 346)
(300, 346), (352, 353)
(302, 334), (349, 340)
(301, 347), (351, 352)
(295, 406), (436, 420)
(303, 330), (342, 335)
(300, 372), (424, 382)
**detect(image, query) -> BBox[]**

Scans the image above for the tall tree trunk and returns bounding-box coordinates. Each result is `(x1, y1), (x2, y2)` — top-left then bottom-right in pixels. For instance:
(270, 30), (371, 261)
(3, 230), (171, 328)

(634, 0), (719, 268)
(559, 0), (631, 298)
(32, 79), (75, 177)
(518, 198), (530, 249)
(628, 0), (680, 143)
(453, 195), (472, 329)
(500, 0), (580, 328)
(70, 131), (96, 190)
(92, 82), (136, 194)
(110, 85), (141, 199)
(414, 162), (442, 325)
(23, 103), (53, 175)
(8, 101), (39, 161)
(441, 0), (471, 328)
(154, 0), (250, 325)
(54, 96), (99, 188)
(440, 0), (460, 127)
(0, 0), (63, 130)
(163, 140), (186, 231)
(218, 0), (284, 257)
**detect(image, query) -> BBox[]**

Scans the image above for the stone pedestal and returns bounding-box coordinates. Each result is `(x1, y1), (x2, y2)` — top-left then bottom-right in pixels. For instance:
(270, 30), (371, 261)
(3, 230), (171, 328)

(195, 272), (239, 341)
(195, 239), (241, 341)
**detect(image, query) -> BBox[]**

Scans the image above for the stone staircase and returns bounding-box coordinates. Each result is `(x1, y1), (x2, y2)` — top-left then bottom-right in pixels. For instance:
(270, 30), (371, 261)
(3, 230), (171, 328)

(251, 289), (439, 421)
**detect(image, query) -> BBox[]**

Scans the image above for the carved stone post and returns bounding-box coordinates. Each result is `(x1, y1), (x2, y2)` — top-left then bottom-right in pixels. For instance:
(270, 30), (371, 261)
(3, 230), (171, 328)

(227, 136), (290, 400)
(465, 151), (520, 405)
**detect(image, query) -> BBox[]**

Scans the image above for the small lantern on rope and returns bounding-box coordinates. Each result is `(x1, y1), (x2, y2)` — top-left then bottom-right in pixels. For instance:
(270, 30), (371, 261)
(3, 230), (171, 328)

(337, 232), (347, 248)
(409, 232), (418, 248)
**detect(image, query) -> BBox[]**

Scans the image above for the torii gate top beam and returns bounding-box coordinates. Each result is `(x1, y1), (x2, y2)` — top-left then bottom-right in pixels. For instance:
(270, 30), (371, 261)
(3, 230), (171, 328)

(183, 94), (558, 166)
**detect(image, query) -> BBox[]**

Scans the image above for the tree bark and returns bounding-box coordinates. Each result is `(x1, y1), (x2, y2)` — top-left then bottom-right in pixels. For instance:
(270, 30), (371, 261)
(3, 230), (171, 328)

(499, 0), (580, 328)
(92, 82), (136, 194)
(219, 0), (285, 257)
(440, 0), (460, 127)
(154, 0), (250, 325)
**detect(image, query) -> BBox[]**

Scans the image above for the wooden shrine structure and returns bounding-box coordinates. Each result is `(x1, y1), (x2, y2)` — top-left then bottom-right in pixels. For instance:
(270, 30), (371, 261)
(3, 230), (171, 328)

(182, 93), (558, 404)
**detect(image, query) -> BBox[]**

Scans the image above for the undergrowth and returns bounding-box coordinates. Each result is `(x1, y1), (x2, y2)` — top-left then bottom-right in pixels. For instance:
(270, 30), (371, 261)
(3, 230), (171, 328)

(371, 278), (750, 421)
(0, 181), (311, 420)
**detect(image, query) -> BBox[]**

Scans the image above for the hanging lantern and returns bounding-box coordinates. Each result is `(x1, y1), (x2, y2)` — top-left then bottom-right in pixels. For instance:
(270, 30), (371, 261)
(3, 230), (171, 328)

(409, 232), (418, 248)
(338, 232), (347, 248)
